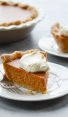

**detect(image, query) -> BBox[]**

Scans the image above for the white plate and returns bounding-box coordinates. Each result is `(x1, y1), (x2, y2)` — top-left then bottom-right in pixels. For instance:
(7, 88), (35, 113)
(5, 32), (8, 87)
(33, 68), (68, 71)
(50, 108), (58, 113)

(0, 62), (68, 101)
(38, 37), (68, 58)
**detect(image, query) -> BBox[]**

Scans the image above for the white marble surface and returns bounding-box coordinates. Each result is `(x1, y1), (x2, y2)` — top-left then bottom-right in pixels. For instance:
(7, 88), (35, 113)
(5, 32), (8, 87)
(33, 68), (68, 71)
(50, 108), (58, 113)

(0, 0), (68, 117)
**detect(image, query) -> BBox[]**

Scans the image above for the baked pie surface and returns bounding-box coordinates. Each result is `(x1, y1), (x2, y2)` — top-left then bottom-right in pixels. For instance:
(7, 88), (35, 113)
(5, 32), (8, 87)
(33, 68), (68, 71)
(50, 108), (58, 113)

(0, 1), (38, 26)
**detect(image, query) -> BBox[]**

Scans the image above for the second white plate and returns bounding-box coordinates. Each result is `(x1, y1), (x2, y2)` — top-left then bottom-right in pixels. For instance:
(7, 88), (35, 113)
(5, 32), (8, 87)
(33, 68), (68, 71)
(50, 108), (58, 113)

(38, 37), (68, 58)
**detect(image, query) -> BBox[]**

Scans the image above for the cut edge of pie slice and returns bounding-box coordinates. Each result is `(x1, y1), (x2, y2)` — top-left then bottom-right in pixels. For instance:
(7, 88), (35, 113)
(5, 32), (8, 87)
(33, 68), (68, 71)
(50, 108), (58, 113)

(1, 49), (49, 93)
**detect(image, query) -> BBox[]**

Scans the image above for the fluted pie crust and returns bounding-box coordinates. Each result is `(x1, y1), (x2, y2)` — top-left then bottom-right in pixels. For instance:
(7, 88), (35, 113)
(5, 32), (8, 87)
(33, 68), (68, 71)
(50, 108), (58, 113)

(1, 49), (48, 93)
(51, 23), (68, 53)
(0, 1), (38, 27)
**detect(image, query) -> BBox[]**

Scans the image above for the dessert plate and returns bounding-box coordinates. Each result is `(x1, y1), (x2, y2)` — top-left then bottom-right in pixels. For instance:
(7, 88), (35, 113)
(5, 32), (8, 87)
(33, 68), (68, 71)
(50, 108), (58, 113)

(38, 37), (68, 58)
(0, 62), (68, 101)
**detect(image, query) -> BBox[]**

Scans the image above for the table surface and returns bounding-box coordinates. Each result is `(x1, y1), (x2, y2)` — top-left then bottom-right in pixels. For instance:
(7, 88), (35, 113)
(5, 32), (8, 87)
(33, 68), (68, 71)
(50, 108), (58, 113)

(0, 0), (68, 117)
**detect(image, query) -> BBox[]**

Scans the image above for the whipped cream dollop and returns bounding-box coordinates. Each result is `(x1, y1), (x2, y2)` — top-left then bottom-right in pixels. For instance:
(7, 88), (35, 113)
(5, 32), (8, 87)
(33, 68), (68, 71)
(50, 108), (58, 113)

(19, 51), (49, 72)
(60, 26), (68, 37)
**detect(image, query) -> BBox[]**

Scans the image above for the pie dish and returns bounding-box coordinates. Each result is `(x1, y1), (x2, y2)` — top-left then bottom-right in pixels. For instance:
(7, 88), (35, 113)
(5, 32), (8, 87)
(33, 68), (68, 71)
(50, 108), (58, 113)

(0, 1), (41, 43)
(51, 23), (68, 53)
(1, 49), (49, 93)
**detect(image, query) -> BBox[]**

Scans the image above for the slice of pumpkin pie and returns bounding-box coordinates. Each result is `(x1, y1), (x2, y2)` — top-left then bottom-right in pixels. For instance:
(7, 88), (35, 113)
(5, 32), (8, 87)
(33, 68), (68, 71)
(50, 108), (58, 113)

(1, 49), (49, 93)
